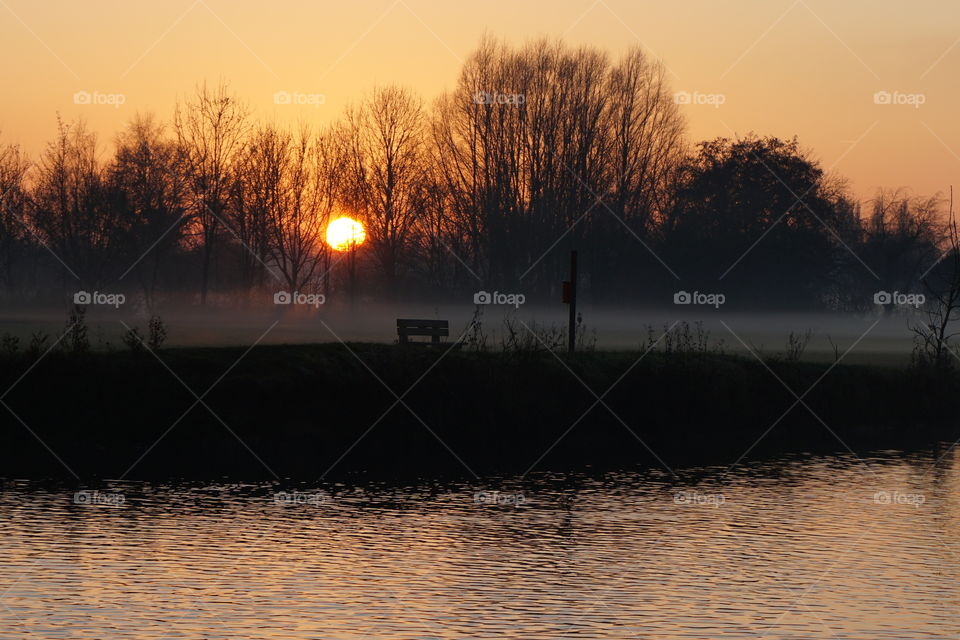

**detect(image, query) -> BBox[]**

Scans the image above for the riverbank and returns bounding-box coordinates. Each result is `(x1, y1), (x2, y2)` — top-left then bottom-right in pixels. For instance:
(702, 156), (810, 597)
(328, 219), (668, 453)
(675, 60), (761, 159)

(0, 344), (956, 479)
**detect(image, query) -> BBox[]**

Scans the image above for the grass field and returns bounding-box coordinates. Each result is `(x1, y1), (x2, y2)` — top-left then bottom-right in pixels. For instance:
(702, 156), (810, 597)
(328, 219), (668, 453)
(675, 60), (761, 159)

(1, 340), (956, 480)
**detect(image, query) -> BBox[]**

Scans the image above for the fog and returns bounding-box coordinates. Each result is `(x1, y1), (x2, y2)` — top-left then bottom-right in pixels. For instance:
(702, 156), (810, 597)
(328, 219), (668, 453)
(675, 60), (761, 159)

(0, 297), (925, 366)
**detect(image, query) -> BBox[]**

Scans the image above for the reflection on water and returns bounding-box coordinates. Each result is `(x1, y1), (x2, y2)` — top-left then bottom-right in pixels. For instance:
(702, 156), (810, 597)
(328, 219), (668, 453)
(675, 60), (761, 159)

(2, 450), (959, 639)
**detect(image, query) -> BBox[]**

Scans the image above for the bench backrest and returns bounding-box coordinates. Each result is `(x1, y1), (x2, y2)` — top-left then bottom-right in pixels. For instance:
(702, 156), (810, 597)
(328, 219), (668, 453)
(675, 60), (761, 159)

(397, 319), (449, 344)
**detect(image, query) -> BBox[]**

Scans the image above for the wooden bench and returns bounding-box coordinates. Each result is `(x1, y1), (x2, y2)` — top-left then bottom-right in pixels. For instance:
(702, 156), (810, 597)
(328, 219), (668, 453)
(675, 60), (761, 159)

(397, 319), (449, 346)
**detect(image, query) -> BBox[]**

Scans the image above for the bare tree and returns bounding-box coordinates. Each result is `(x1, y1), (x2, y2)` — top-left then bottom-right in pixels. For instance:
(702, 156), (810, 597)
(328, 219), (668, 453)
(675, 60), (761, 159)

(408, 163), (462, 291)
(864, 188), (943, 308)
(342, 86), (427, 293)
(31, 116), (118, 288)
(232, 123), (340, 298)
(602, 49), (685, 234)
(231, 124), (282, 293)
(0, 135), (30, 293)
(913, 187), (960, 368)
(431, 37), (685, 294)
(110, 114), (187, 307)
(174, 82), (248, 304)
(268, 125), (340, 295)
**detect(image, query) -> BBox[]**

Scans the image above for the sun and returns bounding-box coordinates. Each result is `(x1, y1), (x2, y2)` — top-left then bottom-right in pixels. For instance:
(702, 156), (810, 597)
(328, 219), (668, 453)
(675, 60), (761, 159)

(326, 217), (366, 252)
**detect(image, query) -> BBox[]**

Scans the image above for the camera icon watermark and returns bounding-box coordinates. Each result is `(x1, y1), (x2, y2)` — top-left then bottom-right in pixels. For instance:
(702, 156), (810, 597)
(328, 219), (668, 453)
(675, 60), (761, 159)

(473, 290), (525, 309)
(673, 91), (726, 108)
(73, 90), (126, 109)
(673, 290), (725, 309)
(873, 290), (925, 308)
(73, 290), (125, 308)
(273, 90), (326, 108)
(473, 90), (525, 105)
(73, 490), (126, 506)
(474, 490), (525, 506)
(873, 490), (925, 508)
(273, 291), (326, 308)
(673, 490), (726, 508)
(273, 491), (330, 506)
(873, 90), (925, 108)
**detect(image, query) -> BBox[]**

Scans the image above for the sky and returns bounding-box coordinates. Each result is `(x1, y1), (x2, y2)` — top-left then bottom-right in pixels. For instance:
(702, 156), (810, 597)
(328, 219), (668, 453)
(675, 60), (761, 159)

(1, 0), (959, 200)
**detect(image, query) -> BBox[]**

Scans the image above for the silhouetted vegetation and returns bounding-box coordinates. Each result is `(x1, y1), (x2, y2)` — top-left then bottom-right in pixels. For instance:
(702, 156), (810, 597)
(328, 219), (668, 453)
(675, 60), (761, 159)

(912, 189), (960, 369)
(0, 341), (955, 479)
(0, 37), (953, 312)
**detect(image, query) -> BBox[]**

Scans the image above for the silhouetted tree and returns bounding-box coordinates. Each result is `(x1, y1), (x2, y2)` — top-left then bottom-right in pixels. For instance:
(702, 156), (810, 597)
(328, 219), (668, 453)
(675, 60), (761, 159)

(591, 47), (685, 299)
(861, 188), (943, 309)
(0, 136), (30, 294)
(914, 189), (960, 367)
(175, 82), (248, 304)
(109, 114), (187, 308)
(230, 124), (282, 293)
(665, 135), (846, 307)
(270, 125), (339, 295)
(342, 86), (426, 294)
(432, 37), (685, 296)
(31, 117), (121, 289)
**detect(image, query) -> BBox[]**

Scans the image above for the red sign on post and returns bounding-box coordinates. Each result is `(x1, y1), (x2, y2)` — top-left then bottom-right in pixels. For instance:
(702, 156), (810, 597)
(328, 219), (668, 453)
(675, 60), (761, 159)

(562, 281), (571, 304)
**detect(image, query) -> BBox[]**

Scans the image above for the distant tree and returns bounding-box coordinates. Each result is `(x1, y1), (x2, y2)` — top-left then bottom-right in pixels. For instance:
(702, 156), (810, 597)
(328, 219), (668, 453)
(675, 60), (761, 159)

(230, 125), (282, 293)
(109, 114), (187, 307)
(860, 188), (943, 308)
(269, 125), (340, 295)
(431, 37), (685, 296)
(408, 164), (461, 292)
(913, 189), (960, 368)
(31, 117), (120, 289)
(232, 123), (341, 297)
(665, 135), (847, 307)
(342, 86), (427, 293)
(0, 136), (30, 294)
(174, 82), (249, 304)
(592, 46), (685, 299)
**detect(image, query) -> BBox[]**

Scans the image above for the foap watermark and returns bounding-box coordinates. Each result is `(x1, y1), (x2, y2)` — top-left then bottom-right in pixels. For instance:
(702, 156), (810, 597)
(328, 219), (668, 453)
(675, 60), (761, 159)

(873, 490), (925, 508)
(674, 290), (725, 309)
(873, 90), (926, 108)
(73, 90), (126, 109)
(273, 90), (326, 108)
(673, 490), (726, 508)
(473, 90), (525, 105)
(474, 290), (525, 309)
(873, 290), (925, 309)
(74, 490), (126, 507)
(674, 91), (726, 108)
(474, 490), (525, 506)
(274, 291), (326, 308)
(73, 290), (125, 308)
(273, 491), (330, 506)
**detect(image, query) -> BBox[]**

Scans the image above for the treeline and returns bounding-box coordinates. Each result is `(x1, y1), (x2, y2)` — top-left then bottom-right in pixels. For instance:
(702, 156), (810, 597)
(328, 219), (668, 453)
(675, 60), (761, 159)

(0, 37), (951, 310)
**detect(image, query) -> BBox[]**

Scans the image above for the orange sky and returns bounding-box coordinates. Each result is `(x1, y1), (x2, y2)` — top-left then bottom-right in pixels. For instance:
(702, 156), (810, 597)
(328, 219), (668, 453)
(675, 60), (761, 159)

(2, 0), (959, 200)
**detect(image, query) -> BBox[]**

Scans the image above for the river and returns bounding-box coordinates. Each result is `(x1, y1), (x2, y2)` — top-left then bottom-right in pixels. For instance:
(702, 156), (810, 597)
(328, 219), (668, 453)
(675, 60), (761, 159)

(1, 448), (958, 638)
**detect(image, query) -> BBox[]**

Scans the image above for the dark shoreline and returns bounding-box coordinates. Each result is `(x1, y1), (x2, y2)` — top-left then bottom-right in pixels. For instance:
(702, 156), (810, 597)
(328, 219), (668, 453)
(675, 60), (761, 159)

(1, 344), (957, 480)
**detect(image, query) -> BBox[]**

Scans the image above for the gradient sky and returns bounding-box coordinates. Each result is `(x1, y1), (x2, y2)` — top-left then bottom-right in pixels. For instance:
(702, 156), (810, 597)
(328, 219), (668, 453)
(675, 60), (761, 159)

(2, 0), (958, 200)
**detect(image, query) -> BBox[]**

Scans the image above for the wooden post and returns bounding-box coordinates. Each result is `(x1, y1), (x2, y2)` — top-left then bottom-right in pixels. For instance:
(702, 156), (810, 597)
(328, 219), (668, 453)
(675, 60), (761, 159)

(348, 239), (357, 304)
(568, 250), (577, 353)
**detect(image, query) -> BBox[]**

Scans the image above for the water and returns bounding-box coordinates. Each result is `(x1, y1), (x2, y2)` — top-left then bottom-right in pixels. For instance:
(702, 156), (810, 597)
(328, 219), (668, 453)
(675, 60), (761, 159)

(2, 450), (959, 639)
